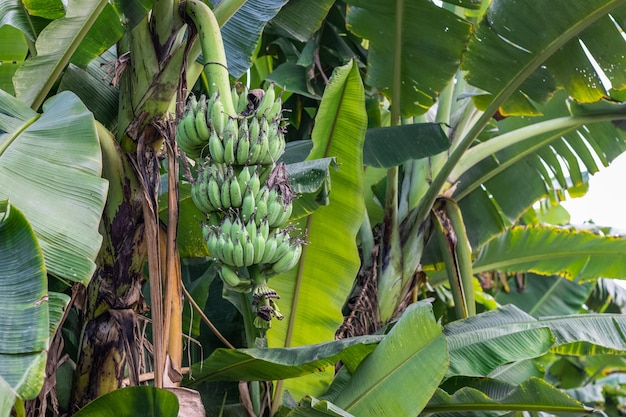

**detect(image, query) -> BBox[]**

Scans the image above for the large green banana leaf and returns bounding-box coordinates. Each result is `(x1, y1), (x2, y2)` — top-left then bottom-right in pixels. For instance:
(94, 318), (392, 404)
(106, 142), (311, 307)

(219, 0), (289, 78)
(0, 89), (107, 284)
(186, 336), (382, 385)
(12, 0), (109, 109)
(445, 305), (626, 378)
(453, 97), (626, 249)
(344, 0), (472, 117)
(325, 301), (448, 417)
(0, 201), (47, 410)
(472, 226), (626, 283)
(463, 0), (626, 115)
(270, 0), (335, 42)
(0, 26), (28, 96)
(72, 386), (179, 417)
(495, 274), (594, 318)
(423, 377), (592, 416)
(267, 60), (367, 401)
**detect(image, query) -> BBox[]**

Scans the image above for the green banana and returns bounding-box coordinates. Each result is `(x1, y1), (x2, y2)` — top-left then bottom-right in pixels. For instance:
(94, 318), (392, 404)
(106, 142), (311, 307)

(231, 86), (239, 114)
(207, 178), (223, 209)
(220, 177), (232, 208)
(222, 118), (237, 164)
(271, 243), (302, 274)
(243, 237), (255, 267)
(237, 165), (251, 192)
(194, 95), (211, 141)
(241, 192), (255, 223)
(274, 201), (293, 228)
(229, 174), (243, 208)
(236, 86), (249, 114)
(253, 234), (265, 264)
(219, 264), (252, 292)
(266, 96), (282, 121)
(220, 234), (236, 265)
(211, 96), (226, 135)
(232, 236), (245, 267)
(260, 234), (276, 264)
(258, 218), (269, 240)
(256, 84), (275, 118)
(236, 121), (250, 165)
(208, 130), (225, 164)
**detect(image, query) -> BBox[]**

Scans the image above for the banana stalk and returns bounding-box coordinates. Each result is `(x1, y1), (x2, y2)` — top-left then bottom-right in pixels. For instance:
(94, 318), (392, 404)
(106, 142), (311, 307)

(184, 0), (236, 117)
(431, 198), (475, 319)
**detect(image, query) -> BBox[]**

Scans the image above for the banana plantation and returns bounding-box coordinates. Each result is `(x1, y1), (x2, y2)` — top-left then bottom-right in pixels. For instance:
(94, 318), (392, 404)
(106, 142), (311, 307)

(4, 0), (626, 416)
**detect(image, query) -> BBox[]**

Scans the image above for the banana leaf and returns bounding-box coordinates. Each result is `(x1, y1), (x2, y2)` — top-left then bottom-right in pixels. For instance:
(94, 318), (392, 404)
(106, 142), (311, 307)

(0, 90), (107, 284)
(495, 274), (594, 318)
(267, 60), (367, 401)
(472, 226), (626, 283)
(423, 377), (592, 417)
(0, 201), (47, 414)
(12, 0), (109, 109)
(0, 26), (28, 96)
(329, 301), (449, 417)
(219, 0), (289, 78)
(453, 96), (626, 249)
(186, 335), (382, 385)
(72, 386), (179, 417)
(446, 305), (626, 379)
(462, 0), (626, 115)
(270, 0), (335, 42)
(344, 0), (472, 117)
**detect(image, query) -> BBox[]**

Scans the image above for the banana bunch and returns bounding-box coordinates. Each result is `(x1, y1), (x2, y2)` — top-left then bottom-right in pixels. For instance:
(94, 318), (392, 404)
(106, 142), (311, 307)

(176, 93), (228, 159)
(176, 84), (285, 166)
(205, 216), (302, 274)
(182, 83), (302, 329)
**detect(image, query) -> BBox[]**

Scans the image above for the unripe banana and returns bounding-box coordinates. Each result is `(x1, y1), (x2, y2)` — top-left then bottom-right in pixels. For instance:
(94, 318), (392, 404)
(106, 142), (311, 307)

(207, 178), (223, 209)
(206, 92), (217, 122)
(202, 223), (212, 241)
(220, 235), (236, 265)
(268, 127), (285, 162)
(271, 232), (291, 264)
(236, 119), (250, 165)
(229, 174), (243, 208)
(241, 192), (255, 223)
(231, 86), (239, 114)
(245, 219), (257, 242)
(211, 96), (226, 135)
(249, 117), (260, 143)
(274, 201), (293, 228)
(266, 196), (284, 227)
(247, 168), (261, 197)
(220, 217), (233, 237)
(222, 118), (237, 164)
(194, 95), (211, 141)
(236, 86), (249, 115)
(176, 118), (198, 157)
(219, 264), (252, 291)
(258, 218), (269, 240)
(206, 229), (218, 256)
(253, 234), (266, 264)
(266, 96), (282, 121)
(255, 198), (268, 225)
(272, 243), (302, 274)
(260, 234), (277, 264)
(256, 84), (275, 118)
(229, 217), (243, 243)
(220, 177), (232, 208)
(232, 236), (245, 267)
(257, 118), (271, 164)
(243, 237), (255, 266)
(208, 130), (225, 164)
(237, 166), (251, 192)
(194, 180), (215, 213)
(188, 94), (199, 114)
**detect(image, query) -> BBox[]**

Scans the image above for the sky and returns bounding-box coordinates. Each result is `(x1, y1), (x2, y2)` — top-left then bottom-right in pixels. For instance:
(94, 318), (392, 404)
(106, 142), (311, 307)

(560, 153), (626, 232)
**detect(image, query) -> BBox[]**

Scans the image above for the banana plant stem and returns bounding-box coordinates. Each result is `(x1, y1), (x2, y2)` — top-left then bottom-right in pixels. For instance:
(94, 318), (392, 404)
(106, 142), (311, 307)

(184, 0), (236, 116)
